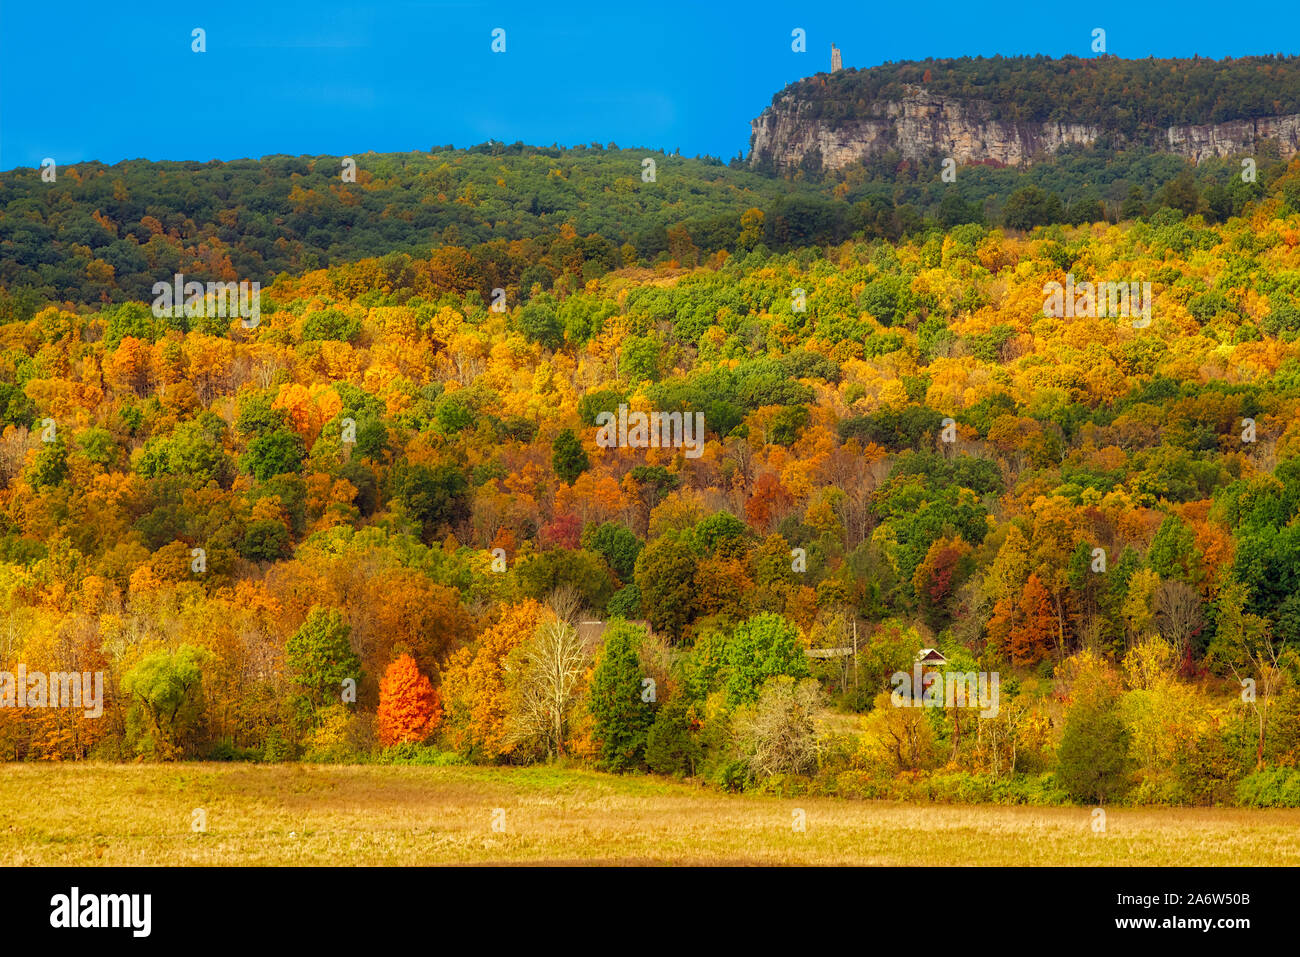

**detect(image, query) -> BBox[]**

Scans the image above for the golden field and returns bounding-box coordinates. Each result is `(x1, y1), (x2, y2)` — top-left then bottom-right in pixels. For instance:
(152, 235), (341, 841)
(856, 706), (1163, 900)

(2, 763), (1297, 866)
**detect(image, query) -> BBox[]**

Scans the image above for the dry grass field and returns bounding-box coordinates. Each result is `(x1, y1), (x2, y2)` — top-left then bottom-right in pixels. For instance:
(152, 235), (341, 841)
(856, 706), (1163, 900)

(2, 762), (1297, 866)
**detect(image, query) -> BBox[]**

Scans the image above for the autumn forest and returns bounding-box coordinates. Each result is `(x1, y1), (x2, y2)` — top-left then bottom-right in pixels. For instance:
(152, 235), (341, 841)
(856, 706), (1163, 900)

(6, 57), (1300, 816)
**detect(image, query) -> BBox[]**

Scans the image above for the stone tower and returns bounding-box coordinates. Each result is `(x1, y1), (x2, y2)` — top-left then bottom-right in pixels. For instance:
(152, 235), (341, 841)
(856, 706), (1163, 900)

(831, 44), (842, 72)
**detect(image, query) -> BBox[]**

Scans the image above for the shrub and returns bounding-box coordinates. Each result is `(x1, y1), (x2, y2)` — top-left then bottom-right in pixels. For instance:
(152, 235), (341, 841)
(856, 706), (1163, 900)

(375, 743), (466, 766)
(1236, 767), (1300, 807)
(645, 695), (701, 777)
(713, 758), (751, 792)
(261, 726), (296, 762)
(1056, 691), (1132, 803)
(301, 705), (373, 763)
(732, 676), (824, 778)
(206, 738), (261, 762)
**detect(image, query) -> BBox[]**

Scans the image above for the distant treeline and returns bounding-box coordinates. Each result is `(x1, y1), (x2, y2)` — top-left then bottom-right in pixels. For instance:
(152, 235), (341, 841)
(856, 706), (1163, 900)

(0, 139), (1295, 314)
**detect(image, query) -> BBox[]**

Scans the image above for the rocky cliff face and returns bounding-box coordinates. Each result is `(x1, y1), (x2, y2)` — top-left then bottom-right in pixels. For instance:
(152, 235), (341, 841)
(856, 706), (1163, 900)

(749, 84), (1300, 172)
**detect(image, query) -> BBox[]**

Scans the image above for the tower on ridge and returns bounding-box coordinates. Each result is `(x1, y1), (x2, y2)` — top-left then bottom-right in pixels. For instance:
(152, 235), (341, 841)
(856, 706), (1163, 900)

(831, 44), (842, 72)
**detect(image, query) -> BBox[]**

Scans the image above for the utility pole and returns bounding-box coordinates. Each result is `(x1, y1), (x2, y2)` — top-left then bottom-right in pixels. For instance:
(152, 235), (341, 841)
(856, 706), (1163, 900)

(852, 619), (859, 692)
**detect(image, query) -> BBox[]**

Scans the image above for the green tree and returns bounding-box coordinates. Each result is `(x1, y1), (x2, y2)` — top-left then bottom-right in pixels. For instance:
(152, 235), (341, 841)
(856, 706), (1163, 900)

(692, 511), (750, 556)
(1120, 185), (1148, 220)
(634, 538), (697, 641)
(242, 428), (306, 481)
(1056, 690), (1132, 803)
(517, 299), (563, 349)
(235, 391), (285, 439)
(390, 463), (470, 537)
(1155, 170), (1201, 216)
(120, 644), (211, 759)
(240, 518), (292, 561)
(937, 190), (983, 227)
(301, 308), (362, 342)
(607, 583), (641, 618)
(353, 418), (389, 460)
(645, 693), (701, 776)
(619, 335), (661, 382)
(724, 613), (809, 707)
(0, 382), (36, 428)
(76, 426), (119, 469)
(577, 388), (626, 426)
(135, 414), (234, 486)
(26, 438), (69, 488)
(589, 620), (655, 771)
(286, 608), (363, 722)
(103, 302), (158, 345)
(434, 393), (475, 436)
(515, 549), (617, 612)
(581, 521), (642, 582)
(1003, 185), (1065, 230)
(551, 428), (590, 485)
(1147, 514), (1199, 584)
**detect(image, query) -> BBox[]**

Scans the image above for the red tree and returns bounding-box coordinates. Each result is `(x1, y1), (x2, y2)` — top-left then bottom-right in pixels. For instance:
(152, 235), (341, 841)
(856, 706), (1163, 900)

(377, 654), (442, 746)
(1009, 574), (1056, 664)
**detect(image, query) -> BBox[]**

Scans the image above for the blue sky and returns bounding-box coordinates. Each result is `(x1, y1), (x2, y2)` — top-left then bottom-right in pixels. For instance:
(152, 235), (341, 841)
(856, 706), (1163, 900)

(1, 0), (1296, 170)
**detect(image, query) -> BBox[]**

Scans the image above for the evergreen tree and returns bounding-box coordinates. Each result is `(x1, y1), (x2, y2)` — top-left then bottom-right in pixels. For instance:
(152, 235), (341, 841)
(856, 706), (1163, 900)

(589, 620), (654, 771)
(634, 538), (697, 641)
(551, 428), (590, 485)
(645, 694), (700, 776)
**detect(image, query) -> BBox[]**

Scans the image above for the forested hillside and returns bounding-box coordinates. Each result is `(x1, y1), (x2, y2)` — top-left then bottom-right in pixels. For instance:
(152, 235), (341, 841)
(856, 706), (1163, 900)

(0, 146), (795, 307)
(4, 137), (1292, 311)
(4, 155), (1300, 807)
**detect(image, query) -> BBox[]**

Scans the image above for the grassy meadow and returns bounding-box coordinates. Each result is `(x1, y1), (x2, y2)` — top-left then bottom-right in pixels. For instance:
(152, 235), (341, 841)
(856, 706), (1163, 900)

(2, 763), (1297, 866)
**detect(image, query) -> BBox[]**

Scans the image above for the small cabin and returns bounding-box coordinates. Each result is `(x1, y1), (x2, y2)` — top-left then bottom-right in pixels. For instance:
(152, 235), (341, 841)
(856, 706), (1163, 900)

(915, 648), (947, 665)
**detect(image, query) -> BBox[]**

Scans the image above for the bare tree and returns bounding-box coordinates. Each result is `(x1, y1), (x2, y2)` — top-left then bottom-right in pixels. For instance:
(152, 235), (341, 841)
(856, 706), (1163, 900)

(548, 586), (583, 628)
(733, 677), (825, 778)
(1230, 630), (1282, 771)
(950, 575), (992, 650)
(820, 444), (889, 547)
(1155, 579), (1203, 663)
(0, 426), (32, 486)
(978, 696), (1024, 777)
(251, 356), (281, 391)
(506, 612), (588, 759)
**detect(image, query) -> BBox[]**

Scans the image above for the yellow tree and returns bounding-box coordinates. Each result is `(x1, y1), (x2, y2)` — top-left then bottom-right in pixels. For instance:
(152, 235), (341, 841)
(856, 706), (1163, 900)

(440, 600), (549, 760)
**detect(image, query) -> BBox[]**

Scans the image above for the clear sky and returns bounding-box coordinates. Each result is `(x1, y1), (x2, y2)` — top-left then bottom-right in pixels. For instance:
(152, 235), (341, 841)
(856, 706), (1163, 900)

(1, 0), (1296, 170)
